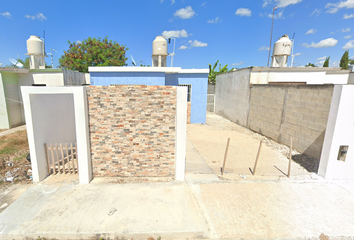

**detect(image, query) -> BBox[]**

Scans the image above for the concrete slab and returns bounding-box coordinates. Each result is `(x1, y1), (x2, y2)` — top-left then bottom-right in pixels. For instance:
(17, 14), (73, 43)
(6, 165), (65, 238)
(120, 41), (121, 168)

(186, 139), (220, 183)
(198, 181), (354, 239)
(0, 182), (209, 240)
(0, 125), (26, 137)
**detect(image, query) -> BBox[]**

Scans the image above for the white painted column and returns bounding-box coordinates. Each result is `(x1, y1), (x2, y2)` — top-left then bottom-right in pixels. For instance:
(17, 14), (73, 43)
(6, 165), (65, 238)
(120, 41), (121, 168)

(175, 86), (187, 181)
(319, 85), (354, 179)
(73, 87), (92, 184)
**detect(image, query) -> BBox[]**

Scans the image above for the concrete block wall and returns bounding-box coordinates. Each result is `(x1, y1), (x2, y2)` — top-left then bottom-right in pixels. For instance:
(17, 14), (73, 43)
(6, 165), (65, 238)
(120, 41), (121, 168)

(87, 85), (176, 178)
(215, 69), (251, 127)
(248, 85), (334, 159)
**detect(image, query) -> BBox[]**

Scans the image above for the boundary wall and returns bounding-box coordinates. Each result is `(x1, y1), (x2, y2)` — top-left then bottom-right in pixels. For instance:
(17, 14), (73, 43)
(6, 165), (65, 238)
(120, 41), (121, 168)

(215, 71), (334, 159)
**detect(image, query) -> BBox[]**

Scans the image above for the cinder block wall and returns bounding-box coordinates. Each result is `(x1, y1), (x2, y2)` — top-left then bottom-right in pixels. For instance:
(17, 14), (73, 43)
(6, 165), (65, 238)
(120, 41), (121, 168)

(248, 85), (334, 159)
(87, 85), (176, 178)
(215, 69), (251, 127)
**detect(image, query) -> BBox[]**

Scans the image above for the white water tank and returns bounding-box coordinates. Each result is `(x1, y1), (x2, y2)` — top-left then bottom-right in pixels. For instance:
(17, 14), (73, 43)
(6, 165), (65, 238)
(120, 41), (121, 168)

(271, 34), (293, 67)
(152, 36), (168, 67)
(26, 35), (44, 55)
(152, 36), (168, 56)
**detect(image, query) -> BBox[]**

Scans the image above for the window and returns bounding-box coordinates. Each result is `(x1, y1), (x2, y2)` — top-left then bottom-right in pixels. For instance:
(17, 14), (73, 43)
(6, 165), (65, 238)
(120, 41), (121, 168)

(178, 84), (192, 102)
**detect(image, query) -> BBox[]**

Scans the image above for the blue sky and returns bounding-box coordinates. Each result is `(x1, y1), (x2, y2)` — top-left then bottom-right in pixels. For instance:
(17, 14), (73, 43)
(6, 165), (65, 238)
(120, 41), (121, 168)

(1, 0), (354, 69)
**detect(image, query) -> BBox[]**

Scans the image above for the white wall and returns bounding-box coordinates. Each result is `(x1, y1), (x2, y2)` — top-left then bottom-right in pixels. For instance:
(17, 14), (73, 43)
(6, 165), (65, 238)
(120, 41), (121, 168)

(22, 87), (92, 184)
(84, 73), (90, 84)
(0, 73), (10, 129)
(250, 71), (349, 85)
(18, 73), (64, 86)
(319, 85), (354, 179)
(28, 94), (76, 181)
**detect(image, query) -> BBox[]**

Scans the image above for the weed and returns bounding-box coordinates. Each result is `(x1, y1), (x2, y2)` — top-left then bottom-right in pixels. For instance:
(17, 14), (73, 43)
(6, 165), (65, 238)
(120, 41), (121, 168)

(14, 153), (28, 161)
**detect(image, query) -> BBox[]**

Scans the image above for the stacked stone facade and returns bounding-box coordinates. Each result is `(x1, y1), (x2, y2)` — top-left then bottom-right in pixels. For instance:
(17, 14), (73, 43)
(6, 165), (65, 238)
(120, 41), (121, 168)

(87, 85), (176, 177)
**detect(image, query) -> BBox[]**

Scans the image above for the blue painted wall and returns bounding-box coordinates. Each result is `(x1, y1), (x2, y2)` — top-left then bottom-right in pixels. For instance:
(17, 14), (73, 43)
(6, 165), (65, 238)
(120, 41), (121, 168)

(176, 73), (208, 124)
(90, 71), (208, 123)
(90, 72), (165, 86)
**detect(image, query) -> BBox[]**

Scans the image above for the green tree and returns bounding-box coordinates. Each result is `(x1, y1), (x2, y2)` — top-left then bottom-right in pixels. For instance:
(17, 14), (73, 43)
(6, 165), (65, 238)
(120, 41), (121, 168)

(340, 50), (349, 69)
(349, 58), (354, 65)
(323, 56), (330, 67)
(59, 37), (128, 73)
(305, 63), (316, 67)
(208, 60), (231, 84)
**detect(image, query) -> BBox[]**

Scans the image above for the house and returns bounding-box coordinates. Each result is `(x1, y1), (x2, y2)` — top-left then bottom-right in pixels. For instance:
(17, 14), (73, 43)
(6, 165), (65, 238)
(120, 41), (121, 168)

(89, 66), (209, 124)
(0, 67), (88, 129)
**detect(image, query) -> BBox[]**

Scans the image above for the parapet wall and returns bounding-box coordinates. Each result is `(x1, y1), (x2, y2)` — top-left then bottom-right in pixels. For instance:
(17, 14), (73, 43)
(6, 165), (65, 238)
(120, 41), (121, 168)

(87, 85), (176, 178)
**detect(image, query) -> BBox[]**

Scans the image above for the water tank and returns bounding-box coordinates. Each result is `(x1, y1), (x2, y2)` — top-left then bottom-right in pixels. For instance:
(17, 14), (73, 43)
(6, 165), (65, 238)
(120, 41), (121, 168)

(152, 36), (168, 56)
(273, 35), (292, 56)
(26, 35), (44, 55)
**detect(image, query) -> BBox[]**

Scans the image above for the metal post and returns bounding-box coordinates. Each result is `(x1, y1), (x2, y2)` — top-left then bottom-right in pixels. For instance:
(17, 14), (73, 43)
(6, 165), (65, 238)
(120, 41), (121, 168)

(288, 138), (292, 178)
(222, 138), (230, 176)
(253, 140), (263, 175)
(267, 6), (277, 67)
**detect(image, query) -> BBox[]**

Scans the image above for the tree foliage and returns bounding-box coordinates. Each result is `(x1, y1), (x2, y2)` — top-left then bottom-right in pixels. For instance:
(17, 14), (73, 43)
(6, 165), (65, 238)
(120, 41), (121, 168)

(323, 56), (330, 67)
(340, 50), (349, 69)
(208, 60), (235, 84)
(305, 63), (316, 67)
(59, 37), (128, 73)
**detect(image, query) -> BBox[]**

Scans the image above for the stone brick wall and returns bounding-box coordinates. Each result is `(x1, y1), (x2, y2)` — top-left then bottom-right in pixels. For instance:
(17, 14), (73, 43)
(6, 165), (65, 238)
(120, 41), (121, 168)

(248, 85), (334, 159)
(187, 102), (191, 124)
(87, 85), (176, 178)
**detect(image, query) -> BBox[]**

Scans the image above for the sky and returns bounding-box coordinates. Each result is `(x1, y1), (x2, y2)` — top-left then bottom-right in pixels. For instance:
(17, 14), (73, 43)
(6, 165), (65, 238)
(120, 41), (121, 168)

(0, 0), (354, 70)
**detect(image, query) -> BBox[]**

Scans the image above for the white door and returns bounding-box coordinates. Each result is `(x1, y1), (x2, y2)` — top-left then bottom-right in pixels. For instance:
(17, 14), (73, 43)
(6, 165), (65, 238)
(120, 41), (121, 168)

(5, 84), (24, 127)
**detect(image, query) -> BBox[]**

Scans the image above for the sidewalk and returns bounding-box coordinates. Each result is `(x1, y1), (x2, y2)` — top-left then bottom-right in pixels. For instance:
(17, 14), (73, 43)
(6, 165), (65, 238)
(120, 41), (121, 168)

(1, 178), (354, 239)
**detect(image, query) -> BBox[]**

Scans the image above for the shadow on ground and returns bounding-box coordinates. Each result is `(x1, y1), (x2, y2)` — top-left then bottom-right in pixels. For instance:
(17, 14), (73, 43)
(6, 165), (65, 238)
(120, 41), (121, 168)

(292, 153), (320, 173)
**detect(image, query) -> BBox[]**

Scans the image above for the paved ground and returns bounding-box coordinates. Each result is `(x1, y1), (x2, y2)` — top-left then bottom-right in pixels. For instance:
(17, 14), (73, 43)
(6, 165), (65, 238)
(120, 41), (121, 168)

(1, 115), (354, 239)
(0, 125), (26, 138)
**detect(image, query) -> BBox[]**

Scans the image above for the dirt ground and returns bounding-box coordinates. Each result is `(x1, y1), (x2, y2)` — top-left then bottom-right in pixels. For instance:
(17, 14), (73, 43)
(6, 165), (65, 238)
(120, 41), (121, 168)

(187, 113), (321, 181)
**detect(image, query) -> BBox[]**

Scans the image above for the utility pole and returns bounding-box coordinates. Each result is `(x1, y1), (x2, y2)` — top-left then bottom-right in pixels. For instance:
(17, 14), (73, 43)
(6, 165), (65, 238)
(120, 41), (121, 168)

(267, 6), (277, 67)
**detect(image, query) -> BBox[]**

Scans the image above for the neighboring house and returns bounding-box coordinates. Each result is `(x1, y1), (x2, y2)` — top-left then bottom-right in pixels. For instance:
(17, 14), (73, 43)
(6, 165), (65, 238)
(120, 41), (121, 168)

(89, 66), (209, 124)
(249, 67), (351, 85)
(0, 67), (88, 129)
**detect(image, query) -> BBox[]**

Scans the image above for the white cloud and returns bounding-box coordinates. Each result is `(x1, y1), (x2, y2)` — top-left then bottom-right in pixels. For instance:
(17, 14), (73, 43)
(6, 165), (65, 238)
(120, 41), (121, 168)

(316, 60), (325, 66)
(179, 45), (188, 50)
(162, 29), (188, 38)
(76, 40), (82, 44)
(342, 27), (351, 32)
(231, 62), (245, 66)
(293, 53), (302, 56)
(302, 38), (338, 48)
(263, 0), (272, 7)
(262, 0), (302, 8)
(258, 46), (270, 51)
(326, 0), (354, 14)
(310, 9), (321, 17)
(190, 40), (207, 47)
(207, 17), (220, 23)
(344, 35), (352, 39)
(268, 11), (284, 19)
(305, 29), (317, 35)
(235, 8), (251, 17)
(317, 56), (327, 61)
(344, 13), (354, 19)
(174, 6), (195, 19)
(25, 13), (47, 21)
(276, 0), (303, 8)
(171, 0), (175, 4)
(0, 12), (11, 18)
(343, 40), (354, 49)
(201, 2), (207, 7)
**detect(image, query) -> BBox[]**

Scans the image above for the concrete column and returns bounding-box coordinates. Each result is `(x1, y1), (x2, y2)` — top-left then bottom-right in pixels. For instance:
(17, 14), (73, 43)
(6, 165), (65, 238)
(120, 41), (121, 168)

(74, 87), (92, 184)
(175, 86), (187, 181)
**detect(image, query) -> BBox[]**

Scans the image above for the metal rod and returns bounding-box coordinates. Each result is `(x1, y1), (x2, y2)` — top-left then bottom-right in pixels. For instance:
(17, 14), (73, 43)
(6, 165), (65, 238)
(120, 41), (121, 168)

(267, 6), (277, 67)
(253, 140), (263, 175)
(222, 138), (230, 176)
(288, 138), (292, 178)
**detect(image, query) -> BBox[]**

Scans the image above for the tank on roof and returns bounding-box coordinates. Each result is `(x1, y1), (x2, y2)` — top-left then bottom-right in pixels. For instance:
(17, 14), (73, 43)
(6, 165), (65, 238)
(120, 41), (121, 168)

(26, 35), (44, 55)
(152, 36), (168, 56)
(273, 34), (292, 56)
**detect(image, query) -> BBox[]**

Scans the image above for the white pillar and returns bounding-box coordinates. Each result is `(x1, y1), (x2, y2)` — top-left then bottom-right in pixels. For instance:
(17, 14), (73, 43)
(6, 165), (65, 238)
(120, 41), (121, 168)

(175, 86), (187, 181)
